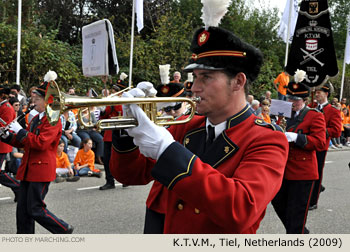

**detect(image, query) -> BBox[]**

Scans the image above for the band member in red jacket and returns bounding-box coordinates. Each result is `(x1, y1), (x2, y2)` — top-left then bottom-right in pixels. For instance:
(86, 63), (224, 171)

(0, 85), (20, 201)
(272, 73), (326, 234)
(308, 82), (342, 210)
(109, 25), (289, 233)
(1, 77), (73, 234)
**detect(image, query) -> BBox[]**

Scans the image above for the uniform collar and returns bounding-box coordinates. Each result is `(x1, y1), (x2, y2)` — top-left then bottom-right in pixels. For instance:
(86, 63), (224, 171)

(318, 101), (328, 110)
(226, 104), (252, 129)
(0, 99), (7, 106)
(39, 111), (45, 120)
(206, 118), (226, 141)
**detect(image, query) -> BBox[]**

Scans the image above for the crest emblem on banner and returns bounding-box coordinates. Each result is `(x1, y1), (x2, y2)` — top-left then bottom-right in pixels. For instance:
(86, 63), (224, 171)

(309, 2), (319, 14)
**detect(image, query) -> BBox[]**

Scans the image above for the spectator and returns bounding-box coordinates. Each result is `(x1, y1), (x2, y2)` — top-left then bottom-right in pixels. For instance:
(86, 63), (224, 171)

(251, 99), (261, 116)
(247, 94), (254, 105)
(9, 97), (26, 129)
(261, 101), (271, 124)
(340, 97), (347, 109)
(274, 69), (289, 101)
(10, 84), (27, 109)
(5, 147), (23, 175)
(341, 107), (350, 146)
(265, 90), (272, 103)
(74, 138), (101, 177)
(60, 110), (81, 153)
(170, 71), (181, 83)
(331, 103), (343, 148)
(68, 87), (76, 95)
(76, 109), (104, 165)
(55, 140), (80, 183)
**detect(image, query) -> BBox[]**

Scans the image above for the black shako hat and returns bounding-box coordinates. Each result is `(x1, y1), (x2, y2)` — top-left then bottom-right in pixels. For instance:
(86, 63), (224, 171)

(116, 79), (128, 90)
(184, 26), (263, 82)
(33, 82), (49, 98)
(0, 85), (11, 95)
(315, 82), (333, 97)
(286, 82), (310, 99)
(156, 82), (185, 98)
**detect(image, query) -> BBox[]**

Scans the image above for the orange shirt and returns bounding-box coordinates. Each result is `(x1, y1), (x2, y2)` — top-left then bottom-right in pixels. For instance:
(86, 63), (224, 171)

(74, 149), (95, 170)
(56, 151), (71, 169)
(262, 113), (271, 124)
(342, 113), (350, 131)
(274, 72), (289, 95)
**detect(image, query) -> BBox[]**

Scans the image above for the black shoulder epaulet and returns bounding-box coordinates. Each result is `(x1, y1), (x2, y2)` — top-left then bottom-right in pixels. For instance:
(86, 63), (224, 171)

(254, 118), (284, 132)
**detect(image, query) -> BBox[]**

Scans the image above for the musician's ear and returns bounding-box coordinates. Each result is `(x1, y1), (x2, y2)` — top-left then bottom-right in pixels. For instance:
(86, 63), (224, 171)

(230, 72), (246, 91)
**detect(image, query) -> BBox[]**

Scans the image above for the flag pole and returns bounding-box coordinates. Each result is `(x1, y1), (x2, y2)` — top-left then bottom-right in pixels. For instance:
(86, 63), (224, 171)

(129, 0), (136, 88)
(340, 15), (350, 100)
(284, 0), (294, 67)
(16, 0), (22, 85)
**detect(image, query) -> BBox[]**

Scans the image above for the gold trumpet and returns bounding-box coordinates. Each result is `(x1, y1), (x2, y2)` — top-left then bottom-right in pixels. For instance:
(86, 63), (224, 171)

(45, 80), (198, 130)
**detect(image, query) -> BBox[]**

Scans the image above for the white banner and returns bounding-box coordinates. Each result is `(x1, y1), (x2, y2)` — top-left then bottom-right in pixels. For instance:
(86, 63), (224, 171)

(278, 0), (298, 43)
(136, 0), (144, 33)
(270, 99), (293, 118)
(82, 19), (119, 77)
(345, 15), (350, 64)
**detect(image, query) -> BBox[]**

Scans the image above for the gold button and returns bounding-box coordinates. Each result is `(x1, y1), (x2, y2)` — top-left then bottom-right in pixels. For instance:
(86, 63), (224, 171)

(38, 161), (41, 164)
(194, 208), (200, 214)
(303, 157), (306, 160)
(177, 204), (184, 210)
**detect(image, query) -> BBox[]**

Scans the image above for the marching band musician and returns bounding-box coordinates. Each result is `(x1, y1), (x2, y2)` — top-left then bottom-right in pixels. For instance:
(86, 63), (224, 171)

(309, 82), (342, 210)
(109, 23), (289, 233)
(99, 84), (125, 190)
(0, 85), (20, 201)
(272, 71), (326, 234)
(0, 73), (74, 234)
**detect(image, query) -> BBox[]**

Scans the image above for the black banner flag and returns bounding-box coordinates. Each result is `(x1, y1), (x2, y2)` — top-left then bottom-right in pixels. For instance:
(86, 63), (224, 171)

(286, 0), (338, 87)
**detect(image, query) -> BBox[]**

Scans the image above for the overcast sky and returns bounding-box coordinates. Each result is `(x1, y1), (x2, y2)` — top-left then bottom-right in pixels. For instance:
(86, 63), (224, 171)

(250, 0), (288, 14)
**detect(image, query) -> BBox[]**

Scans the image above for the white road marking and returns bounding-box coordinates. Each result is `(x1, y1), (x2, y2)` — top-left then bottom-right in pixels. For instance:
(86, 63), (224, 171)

(77, 183), (123, 191)
(325, 161), (334, 164)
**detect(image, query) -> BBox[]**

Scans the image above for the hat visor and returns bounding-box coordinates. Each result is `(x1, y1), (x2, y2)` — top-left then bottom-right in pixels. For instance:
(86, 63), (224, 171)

(184, 63), (225, 72)
(32, 90), (45, 97)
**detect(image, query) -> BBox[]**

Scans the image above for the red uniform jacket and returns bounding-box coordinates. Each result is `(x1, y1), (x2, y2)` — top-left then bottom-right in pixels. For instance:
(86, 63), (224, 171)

(0, 100), (16, 153)
(100, 105), (123, 142)
(110, 105), (289, 233)
(5, 114), (62, 182)
(284, 106), (326, 180)
(320, 103), (342, 150)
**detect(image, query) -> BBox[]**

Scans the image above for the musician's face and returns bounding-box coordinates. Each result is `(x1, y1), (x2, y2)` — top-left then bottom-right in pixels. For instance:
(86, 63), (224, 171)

(33, 95), (45, 113)
(315, 90), (328, 103)
(192, 69), (239, 124)
(288, 98), (304, 111)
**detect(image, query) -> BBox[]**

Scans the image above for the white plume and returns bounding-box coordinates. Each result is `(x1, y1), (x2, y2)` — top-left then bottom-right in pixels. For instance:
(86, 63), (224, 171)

(120, 72), (128, 81)
(294, 69), (306, 83)
(159, 64), (170, 85)
(44, 70), (57, 82)
(187, 73), (194, 82)
(201, 0), (232, 30)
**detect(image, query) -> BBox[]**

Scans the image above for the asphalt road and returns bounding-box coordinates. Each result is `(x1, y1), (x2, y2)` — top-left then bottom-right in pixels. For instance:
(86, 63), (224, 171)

(0, 148), (349, 234)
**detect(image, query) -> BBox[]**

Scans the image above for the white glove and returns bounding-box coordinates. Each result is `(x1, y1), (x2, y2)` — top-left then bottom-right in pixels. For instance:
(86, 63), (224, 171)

(9, 121), (23, 134)
(136, 81), (157, 97)
(123, 87), (175, 160)
(122, 88), (146, 117)
(126, 104), (175, 159)
(285, 132), (298, 143)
